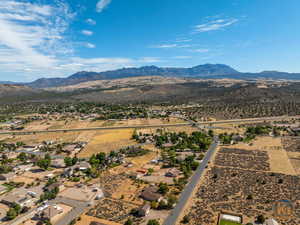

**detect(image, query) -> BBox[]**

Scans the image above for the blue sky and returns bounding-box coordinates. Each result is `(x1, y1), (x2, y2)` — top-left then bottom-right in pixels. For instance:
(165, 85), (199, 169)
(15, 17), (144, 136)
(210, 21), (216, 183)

(1, 0), (300, 82)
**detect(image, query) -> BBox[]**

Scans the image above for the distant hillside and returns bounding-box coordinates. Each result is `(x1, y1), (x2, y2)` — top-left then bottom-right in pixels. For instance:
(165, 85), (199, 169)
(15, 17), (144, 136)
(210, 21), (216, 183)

(5, 64), (300, 89)
(27, 64), (240, 88)
(0, 84), (41, 99)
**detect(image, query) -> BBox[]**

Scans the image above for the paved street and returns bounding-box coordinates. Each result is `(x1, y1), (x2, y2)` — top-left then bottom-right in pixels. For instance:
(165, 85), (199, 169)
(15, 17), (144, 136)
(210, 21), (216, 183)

(163, 136), (219, 225)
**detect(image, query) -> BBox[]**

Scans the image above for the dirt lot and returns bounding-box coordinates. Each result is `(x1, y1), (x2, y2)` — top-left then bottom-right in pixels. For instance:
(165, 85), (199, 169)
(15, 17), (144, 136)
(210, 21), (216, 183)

(51, 204), (73, 224)
(110, 177), (145, 205)
(11, 175), (36, 185)
(75, 214), (122, 225)
(287, 151), (300, 175)
(230, 136), (296, 175)
(78, 129), (135, 157)
(87, 198), (138, 224)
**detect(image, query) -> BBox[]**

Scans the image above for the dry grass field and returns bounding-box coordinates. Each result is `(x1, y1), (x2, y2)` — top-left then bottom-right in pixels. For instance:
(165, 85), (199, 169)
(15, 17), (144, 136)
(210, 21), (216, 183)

(7, 131), (82, 144)
(78, 129), (135, 157)
(213, 123), (246, 135)
(231, 137), (296, 175)
(137, 125), (198, 135)
(286, 148), (300, 175)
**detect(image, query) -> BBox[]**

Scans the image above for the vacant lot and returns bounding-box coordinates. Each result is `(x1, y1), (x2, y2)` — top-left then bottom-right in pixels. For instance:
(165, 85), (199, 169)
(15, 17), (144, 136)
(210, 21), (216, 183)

(231, 137), (295, 175)
(75, 214), (122, 225)
(78, 129), (135, 157)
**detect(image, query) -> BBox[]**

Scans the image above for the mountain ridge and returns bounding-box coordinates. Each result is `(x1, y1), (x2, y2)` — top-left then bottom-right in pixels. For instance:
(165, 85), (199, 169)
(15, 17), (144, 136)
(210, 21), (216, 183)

(3, 64), (300, 88)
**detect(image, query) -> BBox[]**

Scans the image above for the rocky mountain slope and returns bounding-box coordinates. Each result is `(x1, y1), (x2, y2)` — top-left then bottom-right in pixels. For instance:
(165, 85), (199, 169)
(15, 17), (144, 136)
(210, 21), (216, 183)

(25, 63), (300, 89)
(26, 64), (240, 88)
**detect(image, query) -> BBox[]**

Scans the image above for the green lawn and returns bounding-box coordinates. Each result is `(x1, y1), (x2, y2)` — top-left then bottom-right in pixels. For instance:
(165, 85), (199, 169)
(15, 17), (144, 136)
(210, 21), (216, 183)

(219, 219), (242, 225)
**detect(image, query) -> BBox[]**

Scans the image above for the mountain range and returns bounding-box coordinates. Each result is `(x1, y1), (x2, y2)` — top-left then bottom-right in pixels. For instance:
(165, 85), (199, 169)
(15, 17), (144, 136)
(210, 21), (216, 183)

(3, 64), (300, 88)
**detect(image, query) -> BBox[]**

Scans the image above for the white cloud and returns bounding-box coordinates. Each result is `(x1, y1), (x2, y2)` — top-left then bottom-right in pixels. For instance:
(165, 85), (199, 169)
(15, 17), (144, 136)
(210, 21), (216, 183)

(194, 18), (238, 33)
(175, 38), (192, 43)
(139, 57), (162, 63)
(81, 30), (93, 36)
(190, 49), (210, 53)
(0, 0), (75, 80)
(96, 0), (112, 13)
(84, 43), (96, 48)
(71, 57), (134, 65)
(173, 56), (192, 59)
(86, 18), (96, 25)
(151, 44), (192, 49)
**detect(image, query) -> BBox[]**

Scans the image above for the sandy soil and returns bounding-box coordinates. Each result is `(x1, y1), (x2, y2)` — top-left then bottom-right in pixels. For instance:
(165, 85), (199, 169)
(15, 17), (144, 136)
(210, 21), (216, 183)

(110, 178), (144, 205)
(268, 149), (296, 175)
(75, 214), (122, 225)
(51, 204), (73, 224)
(142, 209), (170, 225)
(287, 152), (300, 175)
(11, 176), (36, 185)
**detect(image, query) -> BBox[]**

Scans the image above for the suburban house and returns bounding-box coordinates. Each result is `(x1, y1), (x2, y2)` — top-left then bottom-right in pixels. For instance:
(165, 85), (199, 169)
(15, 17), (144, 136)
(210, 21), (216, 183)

(75, 161), (91, 171)
(1, 186), (43, 207)
(140, 186), (163, 202)
(14, 164), (33, 173)
(165, 168), (181, 177)
(0, 172), (15, 181)
(138, 203), (151, 217)
(40, 204), (63, 220)
(62, 144), (77, 154)
(51, 158), (66, 168)
(265, 218), (279, 225)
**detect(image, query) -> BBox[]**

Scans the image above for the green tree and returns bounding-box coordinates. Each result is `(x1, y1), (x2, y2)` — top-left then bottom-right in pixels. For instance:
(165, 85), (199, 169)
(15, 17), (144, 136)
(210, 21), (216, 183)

(64, 157), (74, 167)
(147, 219), (160, 225)
(181, 215), (190, 224)
(6, 208), (17, 220)
(37, 154), (51, 170)
(17, 152), (27, 162)
(158, 183), (169, 195)
(147, 168), (154, 175)
(256, 215), (265, 224)
(124, 218), (133, 225)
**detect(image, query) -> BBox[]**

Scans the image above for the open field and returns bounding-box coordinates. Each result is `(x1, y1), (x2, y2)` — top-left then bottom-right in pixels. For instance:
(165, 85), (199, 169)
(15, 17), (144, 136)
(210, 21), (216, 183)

(229, 137), (296, 174)
(7, 131), (82, 144)
(78, 129), (135, 157)
(268, 149), (296, 175)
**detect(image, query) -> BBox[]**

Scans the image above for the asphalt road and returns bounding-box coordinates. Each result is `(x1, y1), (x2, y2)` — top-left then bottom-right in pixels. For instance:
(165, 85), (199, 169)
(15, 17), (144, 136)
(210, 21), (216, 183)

(1, 115), (299, 136)
(163, 136), (219, 225)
